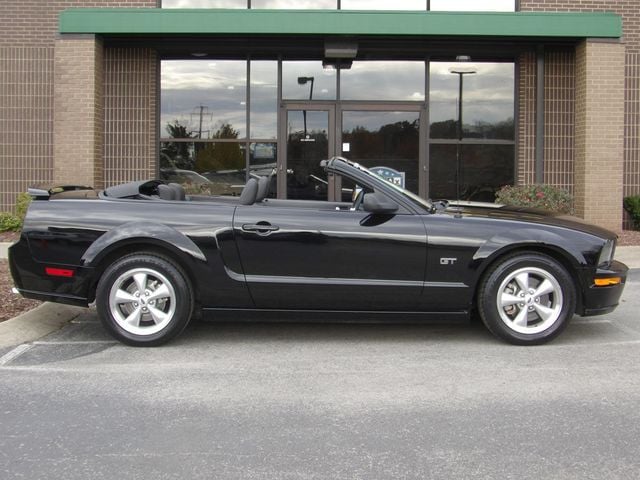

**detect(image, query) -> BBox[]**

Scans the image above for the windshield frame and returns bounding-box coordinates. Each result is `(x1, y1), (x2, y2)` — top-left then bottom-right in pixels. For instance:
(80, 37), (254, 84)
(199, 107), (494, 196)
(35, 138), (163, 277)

(327, 157), (433, 213)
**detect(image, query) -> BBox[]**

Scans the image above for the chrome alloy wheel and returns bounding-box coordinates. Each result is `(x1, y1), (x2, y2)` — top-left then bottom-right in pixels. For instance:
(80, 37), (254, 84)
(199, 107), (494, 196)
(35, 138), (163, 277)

(108, 267), (176, 336)
(496, 266), (563, 335)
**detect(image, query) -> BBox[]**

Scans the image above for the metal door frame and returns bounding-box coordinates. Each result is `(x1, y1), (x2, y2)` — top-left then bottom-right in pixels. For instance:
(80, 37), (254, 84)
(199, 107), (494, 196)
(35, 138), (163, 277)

(279, 101), (428, 199)
(278, 102), (337, 200)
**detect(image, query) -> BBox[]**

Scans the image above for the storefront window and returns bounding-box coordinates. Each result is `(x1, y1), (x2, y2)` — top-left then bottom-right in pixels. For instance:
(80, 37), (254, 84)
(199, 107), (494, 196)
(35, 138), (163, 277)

(429, 144), (514, 201)
(342, 0), (426, 9)
(162, 0), (247, 7)
(250, 61), (278, 140)
(282, 61), (337, 100)
(161, 60), (247, 139)
(160, 141), (247, 196)
(252, 0), (336, 8)
(340, 61), (425, 101)
(428, 60), (514, 201)
(429, 62), (514, 140)
(429, 0), (515, 11)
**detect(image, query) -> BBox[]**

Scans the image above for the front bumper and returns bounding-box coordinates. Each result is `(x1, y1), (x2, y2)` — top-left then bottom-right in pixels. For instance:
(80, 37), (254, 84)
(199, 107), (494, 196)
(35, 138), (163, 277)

(580, 260), (628, 316)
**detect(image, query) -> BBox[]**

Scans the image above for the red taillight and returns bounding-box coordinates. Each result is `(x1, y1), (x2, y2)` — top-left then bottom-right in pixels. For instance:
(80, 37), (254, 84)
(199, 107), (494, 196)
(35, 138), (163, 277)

(45, 267), (75, 278)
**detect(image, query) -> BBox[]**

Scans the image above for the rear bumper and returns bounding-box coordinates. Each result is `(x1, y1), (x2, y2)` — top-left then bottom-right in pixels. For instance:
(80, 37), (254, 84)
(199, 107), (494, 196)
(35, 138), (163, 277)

(9, 240), (92, 307)
(580, 260), (628, 317)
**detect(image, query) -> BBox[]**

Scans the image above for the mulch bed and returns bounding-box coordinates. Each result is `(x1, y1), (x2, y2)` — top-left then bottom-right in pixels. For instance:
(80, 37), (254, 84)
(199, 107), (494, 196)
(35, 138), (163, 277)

(1, 228), (640, 323)
(0, 259), (41, 323)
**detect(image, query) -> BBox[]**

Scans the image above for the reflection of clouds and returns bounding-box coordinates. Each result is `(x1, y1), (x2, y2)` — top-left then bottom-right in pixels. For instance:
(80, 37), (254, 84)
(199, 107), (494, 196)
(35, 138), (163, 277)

(430, 0), (514, 11)
(162, 60), (245, 90)
(160, 59), (514, 139)
(162, 0), (514, 9)
(282, 61), (337, 100)
(162, 60), (247, 137)
(342, 111), (419, 132)
(252, 0), (335, 7)
(340, 61), (425, 101)
(163, 0), (246, 7)
(342, 0), (426, 9)
(430, 62), (514, 124)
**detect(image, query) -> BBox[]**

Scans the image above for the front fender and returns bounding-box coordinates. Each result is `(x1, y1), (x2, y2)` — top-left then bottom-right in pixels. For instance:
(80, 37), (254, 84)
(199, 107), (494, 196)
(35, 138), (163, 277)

(472, 227), (600, 269)
(81, 221), (206, 266)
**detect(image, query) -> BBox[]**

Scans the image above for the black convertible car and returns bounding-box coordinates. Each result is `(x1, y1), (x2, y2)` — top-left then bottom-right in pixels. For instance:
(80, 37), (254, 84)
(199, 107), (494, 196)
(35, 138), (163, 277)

(9, 157), (627, 346)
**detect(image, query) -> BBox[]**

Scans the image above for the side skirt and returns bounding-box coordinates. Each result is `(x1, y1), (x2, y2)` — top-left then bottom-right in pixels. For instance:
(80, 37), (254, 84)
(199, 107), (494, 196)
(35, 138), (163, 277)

(201, 308), (469, 324)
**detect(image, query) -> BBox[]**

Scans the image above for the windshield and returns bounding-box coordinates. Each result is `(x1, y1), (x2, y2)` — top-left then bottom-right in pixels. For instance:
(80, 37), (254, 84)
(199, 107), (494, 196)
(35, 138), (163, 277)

(345, 159), (433, 212)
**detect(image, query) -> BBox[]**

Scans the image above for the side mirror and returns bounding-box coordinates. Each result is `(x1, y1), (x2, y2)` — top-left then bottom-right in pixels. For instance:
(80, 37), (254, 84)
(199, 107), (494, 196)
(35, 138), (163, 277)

(363, 192), (399, 214)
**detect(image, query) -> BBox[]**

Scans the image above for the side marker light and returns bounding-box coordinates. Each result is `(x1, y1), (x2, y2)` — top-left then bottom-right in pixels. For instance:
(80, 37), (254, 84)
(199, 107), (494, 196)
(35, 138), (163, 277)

(45, 267), (75, 278)
(594, 277), (621, 287)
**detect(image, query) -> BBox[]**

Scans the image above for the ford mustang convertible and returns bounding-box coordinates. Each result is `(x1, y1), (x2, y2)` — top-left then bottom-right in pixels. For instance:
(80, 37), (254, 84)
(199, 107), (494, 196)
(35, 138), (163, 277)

(9, 157), (628, 346)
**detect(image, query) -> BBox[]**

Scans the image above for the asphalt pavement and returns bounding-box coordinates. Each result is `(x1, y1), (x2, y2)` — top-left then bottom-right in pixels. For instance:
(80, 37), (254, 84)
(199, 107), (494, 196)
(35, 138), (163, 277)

(1, 272), (639, 479)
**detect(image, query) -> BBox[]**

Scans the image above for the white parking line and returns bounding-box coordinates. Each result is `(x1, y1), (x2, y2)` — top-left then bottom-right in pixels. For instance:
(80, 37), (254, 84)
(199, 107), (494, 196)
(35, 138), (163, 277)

(0, 343), (34, 366)
(32, 340), (118, 345)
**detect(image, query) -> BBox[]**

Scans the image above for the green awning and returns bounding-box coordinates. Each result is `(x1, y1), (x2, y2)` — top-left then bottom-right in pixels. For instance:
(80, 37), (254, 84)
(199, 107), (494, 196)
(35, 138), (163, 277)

(59, 8), (622, 39)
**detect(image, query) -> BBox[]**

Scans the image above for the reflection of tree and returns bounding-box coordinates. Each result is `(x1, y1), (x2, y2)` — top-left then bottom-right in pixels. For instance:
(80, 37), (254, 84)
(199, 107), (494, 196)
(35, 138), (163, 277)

(430, 117), (514, 140)
(343, 120), (419, 160)
(161, 121), (195, 170)
(195, 123), (244, 172)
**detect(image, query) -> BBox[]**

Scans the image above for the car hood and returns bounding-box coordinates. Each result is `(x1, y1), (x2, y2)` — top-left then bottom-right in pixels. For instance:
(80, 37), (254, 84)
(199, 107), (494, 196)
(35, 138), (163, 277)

(444, 203), (617, 240)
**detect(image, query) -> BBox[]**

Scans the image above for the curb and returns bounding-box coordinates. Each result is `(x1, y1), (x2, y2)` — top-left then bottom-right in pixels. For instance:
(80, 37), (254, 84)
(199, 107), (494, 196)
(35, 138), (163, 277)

(0, 242), (9, 260)
(0, 303), (84, 349)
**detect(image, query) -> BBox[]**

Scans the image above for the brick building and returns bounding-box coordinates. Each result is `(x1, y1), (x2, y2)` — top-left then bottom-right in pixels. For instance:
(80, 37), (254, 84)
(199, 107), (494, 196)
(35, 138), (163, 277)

(0, 0), (638, 232)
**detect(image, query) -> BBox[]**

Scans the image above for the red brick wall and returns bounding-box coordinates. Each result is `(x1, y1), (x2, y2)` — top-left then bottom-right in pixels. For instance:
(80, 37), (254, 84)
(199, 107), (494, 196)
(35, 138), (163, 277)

(0, 1), (157, 47)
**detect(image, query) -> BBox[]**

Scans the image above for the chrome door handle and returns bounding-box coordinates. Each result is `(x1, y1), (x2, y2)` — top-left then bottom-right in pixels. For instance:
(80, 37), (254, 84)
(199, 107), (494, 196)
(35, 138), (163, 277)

(242, 223), (279, 233)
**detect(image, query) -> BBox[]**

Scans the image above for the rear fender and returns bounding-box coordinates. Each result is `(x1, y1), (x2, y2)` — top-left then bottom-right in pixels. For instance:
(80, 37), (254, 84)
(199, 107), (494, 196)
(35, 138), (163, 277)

(81, 221), (206, 267)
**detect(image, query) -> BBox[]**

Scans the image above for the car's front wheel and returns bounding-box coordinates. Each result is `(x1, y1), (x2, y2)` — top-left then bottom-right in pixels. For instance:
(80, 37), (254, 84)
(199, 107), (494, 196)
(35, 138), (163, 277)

(478, 252), (576, 345)
(96, 253), (193, 346)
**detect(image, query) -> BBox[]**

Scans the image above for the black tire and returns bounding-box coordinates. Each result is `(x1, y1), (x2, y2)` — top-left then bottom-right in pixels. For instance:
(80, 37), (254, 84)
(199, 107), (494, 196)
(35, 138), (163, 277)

(478, 252), (576, 345)
(96, 253), (193, 347)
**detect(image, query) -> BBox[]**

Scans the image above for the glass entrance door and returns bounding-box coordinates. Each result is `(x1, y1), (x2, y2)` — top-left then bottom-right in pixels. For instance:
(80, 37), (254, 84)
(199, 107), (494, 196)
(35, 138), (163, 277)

(279, 103), (425, 200)
(339, 106), (425, 197)
(279, 104), (336, 200)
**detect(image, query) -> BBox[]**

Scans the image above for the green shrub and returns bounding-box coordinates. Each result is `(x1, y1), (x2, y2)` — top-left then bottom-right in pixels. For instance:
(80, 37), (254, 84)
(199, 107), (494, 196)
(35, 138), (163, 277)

(623, 195), (640, 230)
(495, 184), (573, 214)
(0, 192), (32, 232)
(0, 212), (22, 232)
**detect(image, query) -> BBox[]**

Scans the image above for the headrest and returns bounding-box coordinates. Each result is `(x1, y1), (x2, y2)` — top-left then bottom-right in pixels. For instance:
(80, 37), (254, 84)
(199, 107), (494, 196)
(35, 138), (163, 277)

(239, 178), (259, 205)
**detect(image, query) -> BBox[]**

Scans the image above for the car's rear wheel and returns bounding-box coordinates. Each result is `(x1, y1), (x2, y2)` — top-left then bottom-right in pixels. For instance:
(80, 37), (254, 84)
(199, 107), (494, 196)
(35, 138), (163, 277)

(478, 252), (576, 345)
(96, 253), (193, 346)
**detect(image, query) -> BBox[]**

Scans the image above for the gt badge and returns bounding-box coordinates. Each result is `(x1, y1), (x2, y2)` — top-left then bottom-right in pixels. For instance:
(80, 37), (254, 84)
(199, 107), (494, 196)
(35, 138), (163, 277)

(440, 258), (458, 265)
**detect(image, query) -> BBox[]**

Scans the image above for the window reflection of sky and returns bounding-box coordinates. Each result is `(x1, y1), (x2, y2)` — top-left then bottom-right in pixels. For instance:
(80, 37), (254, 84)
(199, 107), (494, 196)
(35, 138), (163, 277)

(161, 60), (514, 141)
(282, 62), (337, 100)
(162, 0), (515, 12)
(341, 62), (425, 101)
(341, 0), (426, 9)
(430, 62), (514, 130)
(252, 0), (336, 7)
(162, 0), (247, 7)
(162, 0), (515, 9)
(161, 60), (247, 138)
(430, 0), (515, 11)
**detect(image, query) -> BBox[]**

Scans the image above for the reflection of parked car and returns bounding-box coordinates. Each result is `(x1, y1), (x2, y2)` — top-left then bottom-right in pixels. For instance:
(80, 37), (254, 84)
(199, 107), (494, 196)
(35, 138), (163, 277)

(10, 157), (627, 347)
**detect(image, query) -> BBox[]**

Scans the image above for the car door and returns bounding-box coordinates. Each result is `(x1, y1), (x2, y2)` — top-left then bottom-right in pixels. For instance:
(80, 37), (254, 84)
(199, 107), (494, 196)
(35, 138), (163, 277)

(232, 197), (428, 311)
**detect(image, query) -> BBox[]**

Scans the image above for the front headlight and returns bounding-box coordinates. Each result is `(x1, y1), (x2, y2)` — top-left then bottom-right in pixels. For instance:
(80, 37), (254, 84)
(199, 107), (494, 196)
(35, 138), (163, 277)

(598, 239), (615, 267)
